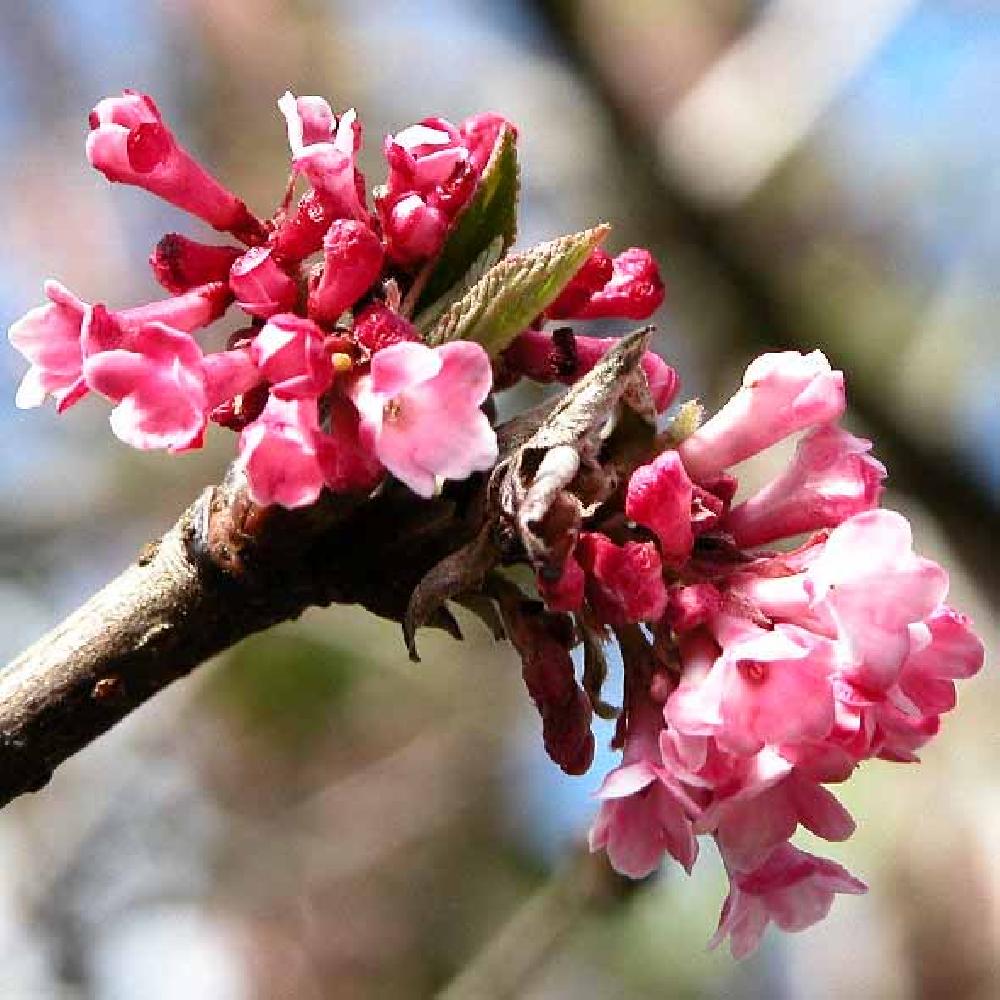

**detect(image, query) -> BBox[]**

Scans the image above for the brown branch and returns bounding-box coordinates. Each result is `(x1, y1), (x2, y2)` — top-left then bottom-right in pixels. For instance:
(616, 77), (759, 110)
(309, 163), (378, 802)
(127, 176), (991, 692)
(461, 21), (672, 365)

(0, 472), (482, 810)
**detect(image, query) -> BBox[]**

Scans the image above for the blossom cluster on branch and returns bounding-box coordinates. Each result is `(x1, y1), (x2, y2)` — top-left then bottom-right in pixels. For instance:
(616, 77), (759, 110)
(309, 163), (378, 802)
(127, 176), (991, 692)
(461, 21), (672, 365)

(7, 90), (984, 959)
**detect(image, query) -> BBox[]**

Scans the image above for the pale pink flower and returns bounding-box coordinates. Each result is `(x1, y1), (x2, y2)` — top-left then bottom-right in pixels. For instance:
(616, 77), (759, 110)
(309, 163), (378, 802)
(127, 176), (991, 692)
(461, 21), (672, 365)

(805, 510), (950, 690)
(707, 769), (855, 872)
(307, 219), (384, 325)
(250, 314), (333, 400)
(83, 323), (256, 452)
(229, 247), (298, 318)
(351, 340), (497, 497)
(278, 92), (367, 221)
(678, 351), (846, 481)
(711, 842), (866, 959)
(86, 91), (262, 242)
(724, 424), (886, 548)
(8, 280), (231, 411)
(589, 697), (698, 877)
(667, 619), (838, 757)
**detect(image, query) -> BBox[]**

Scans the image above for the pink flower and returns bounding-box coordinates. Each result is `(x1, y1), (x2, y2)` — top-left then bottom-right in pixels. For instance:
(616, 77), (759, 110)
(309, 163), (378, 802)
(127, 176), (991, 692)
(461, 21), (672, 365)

(352, 303), (421, 354)
(707, 769), (856, 872)
(229, 247), (298, 318)
(150, 234), (242, 294)
(238, 397), (328, 508)
(269, 190), (338, 264)
(537, 555), (585, 613)
(678, 351), (846, 481)
(238, 394), (382, 508)
(306, 220), (384, 325)
(250, 314), (333, 400)
(549, 248), (665, 321)
(377, 113), (512, 265)
(351, 340), (497, 498)
(86, 91), (262, 242)
(626, 451), (695, 566)
(381, 194), (449, 265)
(805, 511), (950, 690)
(668, 620), (838, 757)
(83, 323), (257, 452)
(278, 92), (367, 222)
(661, 583), (722, 633)
(8, 280), (231, 411)
(711, 843), (866, 959)
(723, 424), (886, 548)
(576, 534), (668, 627)
(589, 696), (698, 877)
(502, 329), (679, 412)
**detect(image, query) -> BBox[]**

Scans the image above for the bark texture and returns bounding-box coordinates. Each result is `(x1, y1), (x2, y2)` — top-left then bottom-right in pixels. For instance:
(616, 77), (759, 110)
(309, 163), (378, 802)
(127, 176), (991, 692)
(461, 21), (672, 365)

(0, 472), (481, 810)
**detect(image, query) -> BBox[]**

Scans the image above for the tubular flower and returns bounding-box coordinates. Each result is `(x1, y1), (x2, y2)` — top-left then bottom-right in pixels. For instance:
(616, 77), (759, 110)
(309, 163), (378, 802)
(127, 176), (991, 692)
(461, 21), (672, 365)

(86, 91), (263, 242)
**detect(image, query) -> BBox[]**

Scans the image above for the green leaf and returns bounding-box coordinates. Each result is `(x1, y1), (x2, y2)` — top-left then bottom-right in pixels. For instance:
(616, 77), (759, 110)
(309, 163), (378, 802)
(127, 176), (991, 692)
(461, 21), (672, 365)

(413, 126), (520, 319)
(414, 236), (504, 334)
(426, 225), (610, 354)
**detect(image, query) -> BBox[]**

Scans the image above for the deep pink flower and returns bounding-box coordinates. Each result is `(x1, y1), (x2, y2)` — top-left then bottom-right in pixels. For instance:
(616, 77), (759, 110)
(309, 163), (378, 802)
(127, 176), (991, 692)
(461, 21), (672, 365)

(678, 351), (846, 482)
(9, 280), (231, 411)
(378, 113), (512, 265)
(626, 451), (695, 565)
(711, 843), (866, 958)
(723, 424), (886, 548)
(502, 329), (679, 412)
(86, 91), (262, 242)
(589, 697), (698, 877)
(238, 396), (328, 508)
(278, 92), (367, 222)
(352, 303), (421, 354)
(537, 555), (585, 613)
(805, 510), (950, 690)
(229, 247), (298, 318)
(576, 534), (668, 627)
(662, 583), (722, 633)
(381, 193), (449, 265)
(549, 248), (665, 321)
(351, 340), (497, 497)
(150, 234), (242, 294)
(83, 323), (256, 452)
(307, 220), (384, 325)
(250, 314), (333, 400)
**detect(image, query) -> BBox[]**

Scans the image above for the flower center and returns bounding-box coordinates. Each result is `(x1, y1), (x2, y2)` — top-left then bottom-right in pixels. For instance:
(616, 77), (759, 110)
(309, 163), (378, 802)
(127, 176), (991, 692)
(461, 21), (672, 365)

(739, 660), (768, 685)
(383, 397), (402, 423)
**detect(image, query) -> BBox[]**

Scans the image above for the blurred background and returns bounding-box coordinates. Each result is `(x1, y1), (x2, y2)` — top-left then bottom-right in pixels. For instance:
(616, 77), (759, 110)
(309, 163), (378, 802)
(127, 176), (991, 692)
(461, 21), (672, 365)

(0, 1), (997, 996)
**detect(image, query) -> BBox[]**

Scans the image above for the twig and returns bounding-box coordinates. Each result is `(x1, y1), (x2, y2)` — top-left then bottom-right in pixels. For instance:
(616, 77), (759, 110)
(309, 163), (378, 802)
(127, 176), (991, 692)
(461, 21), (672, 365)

(438, 848), (639, 1000)
(0, 473), (480, 810)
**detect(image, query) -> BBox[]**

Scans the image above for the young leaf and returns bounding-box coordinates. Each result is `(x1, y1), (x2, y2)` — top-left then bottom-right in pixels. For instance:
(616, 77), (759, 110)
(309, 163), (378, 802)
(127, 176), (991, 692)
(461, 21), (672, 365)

(413, 236), (504, 333)
(426, 225), (610, 354)
(413, 126), (520, 318)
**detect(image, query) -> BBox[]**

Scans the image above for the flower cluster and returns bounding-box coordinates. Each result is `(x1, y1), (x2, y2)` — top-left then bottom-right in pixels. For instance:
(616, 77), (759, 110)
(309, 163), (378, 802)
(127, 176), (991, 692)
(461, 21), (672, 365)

(563, 351), (984, 957)
(8, 90), (983, 960)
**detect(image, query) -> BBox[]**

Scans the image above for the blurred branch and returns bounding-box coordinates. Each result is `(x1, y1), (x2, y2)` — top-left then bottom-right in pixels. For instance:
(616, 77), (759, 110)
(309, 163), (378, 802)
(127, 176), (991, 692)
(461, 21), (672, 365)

(532, 0), (1000, 595)
(0, 472), (481, 810)
(660, 0), (917, 207)
(439, 849), (638, 1000)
